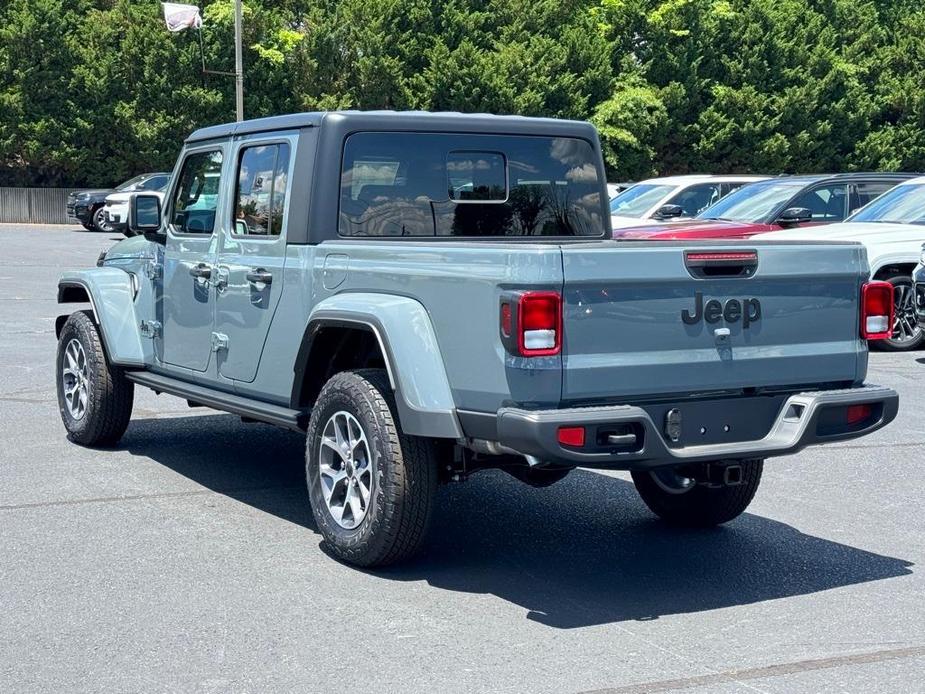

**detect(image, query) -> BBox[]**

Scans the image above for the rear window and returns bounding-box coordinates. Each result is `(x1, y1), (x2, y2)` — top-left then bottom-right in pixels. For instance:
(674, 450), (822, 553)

(339, 132), (606, 237)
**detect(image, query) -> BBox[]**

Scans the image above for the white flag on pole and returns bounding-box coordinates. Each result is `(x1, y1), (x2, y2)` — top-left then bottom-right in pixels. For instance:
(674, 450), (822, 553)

(162, 3), (203, 32)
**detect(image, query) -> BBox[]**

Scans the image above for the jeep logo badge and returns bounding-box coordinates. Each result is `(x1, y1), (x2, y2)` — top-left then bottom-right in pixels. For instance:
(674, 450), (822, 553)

(682, 292), (761, 328)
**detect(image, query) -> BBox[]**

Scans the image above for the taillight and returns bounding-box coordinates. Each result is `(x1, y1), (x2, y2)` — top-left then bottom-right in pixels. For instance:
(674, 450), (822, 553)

(499, 291), (562, 357)
(861, 281), (894, 340)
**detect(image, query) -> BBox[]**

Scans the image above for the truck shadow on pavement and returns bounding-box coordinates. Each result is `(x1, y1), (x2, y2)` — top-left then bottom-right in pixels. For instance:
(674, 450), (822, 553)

(122, 413), (914, 630)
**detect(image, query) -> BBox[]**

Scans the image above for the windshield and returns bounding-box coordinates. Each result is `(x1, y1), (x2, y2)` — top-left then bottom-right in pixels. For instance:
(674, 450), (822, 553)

(697, 180), (805, 222)
(609, 184), (675, 217)
(848, 183), (925, 225)
(115, 175), (149, 192)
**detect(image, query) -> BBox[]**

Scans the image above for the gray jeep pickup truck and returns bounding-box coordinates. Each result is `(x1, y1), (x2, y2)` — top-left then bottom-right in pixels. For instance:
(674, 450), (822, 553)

(55, 111), (899, 567)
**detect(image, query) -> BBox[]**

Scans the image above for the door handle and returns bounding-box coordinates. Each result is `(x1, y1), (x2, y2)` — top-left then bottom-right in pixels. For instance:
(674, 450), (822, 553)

(246, 268), (273, 285)
(189, 263), (212, 279)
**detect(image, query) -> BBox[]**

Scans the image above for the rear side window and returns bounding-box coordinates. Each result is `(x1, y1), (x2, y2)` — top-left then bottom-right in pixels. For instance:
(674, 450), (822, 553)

(851, 181), (895, 214)
(234, 143), (291, 236)
(171, 150), (223, 235)
(339, 133), (606, 237)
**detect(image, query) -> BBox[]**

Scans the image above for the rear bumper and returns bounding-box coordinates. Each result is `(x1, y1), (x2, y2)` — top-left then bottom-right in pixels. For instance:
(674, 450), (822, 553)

(496, 385), (898, 470)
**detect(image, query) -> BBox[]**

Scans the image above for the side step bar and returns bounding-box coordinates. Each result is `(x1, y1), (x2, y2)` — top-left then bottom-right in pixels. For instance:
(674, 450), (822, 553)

(125, 371), (307, 432)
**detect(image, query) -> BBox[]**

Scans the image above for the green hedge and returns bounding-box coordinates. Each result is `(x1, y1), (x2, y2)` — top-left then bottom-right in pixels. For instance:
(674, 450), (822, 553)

(1, 0), (922, 187)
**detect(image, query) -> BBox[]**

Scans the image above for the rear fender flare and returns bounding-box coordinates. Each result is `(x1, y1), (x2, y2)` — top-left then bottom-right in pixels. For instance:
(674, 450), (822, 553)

(298, 293), (462, 439)
(57, 269), (144, 366)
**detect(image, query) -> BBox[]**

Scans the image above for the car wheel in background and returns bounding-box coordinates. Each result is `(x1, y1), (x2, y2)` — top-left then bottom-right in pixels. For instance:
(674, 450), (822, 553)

(873, 275), (923, 352)
(56, 311), (134, 446)
(305, 368), (438, 567)
(91, 205), (108, 232)
(631, 459), (763, 526)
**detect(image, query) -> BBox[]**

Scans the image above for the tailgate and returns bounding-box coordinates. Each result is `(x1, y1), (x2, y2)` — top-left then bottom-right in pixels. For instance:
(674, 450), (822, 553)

(560, 242), (866, 403)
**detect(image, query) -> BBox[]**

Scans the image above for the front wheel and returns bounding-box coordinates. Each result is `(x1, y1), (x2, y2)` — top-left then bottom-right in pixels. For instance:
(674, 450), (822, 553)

(631, 460), (763, 527)
(90, 206), (108, 232)
(56, 311), (134, 446)
(305, 369), (438, 567)
(873, 275), (923, 351)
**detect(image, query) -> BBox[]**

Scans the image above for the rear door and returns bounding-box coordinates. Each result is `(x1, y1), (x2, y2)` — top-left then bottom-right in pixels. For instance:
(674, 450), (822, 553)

(559, 242), (865, 403)
(212, 134), (294, 383)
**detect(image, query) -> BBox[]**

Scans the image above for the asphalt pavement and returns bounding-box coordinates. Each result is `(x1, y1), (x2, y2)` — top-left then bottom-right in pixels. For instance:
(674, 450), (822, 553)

(1, 223), (923, 693)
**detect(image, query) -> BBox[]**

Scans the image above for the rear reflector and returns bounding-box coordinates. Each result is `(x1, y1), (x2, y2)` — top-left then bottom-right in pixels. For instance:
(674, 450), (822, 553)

(861, 281), (894, 340)
(500, 303), (512, 338)
(847, 404), (872, 425)
(557, 426), (585, 447)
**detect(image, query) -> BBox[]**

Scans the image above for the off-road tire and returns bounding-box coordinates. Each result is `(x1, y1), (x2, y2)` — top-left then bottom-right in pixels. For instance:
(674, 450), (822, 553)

(305, 369), (438, 567)
(631, 459), (763, 527)
(56, 311), (134, 446)
(872, 275), (923, 352)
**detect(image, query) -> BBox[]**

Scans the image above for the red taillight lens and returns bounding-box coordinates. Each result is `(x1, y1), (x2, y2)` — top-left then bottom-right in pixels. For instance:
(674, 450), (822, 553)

(557, 426), (585, 447)
(861, 281), (894, 340)
(847, 404), (872, 425)
(517, 291), (561, 356)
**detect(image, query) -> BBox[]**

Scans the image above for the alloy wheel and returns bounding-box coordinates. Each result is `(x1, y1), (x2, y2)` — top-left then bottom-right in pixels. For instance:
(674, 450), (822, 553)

(890, 281), (921, 346)
(318, 410), (373, 529)
(62, 338), (89, 420)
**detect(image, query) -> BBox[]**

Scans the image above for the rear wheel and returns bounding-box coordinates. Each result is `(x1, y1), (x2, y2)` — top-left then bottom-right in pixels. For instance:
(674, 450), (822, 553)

(305, 369), (438, 567)
(874, 275), (923, 351)
(631, 459), (763, 527)
(56, 311), (134, 446)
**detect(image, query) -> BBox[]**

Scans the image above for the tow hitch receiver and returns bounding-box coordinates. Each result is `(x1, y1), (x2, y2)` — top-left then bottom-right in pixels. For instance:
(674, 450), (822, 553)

(702, 462), (743, 488)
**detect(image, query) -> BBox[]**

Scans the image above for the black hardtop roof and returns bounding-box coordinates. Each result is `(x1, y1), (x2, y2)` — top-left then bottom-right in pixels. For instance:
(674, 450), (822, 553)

(766, 172), (917, 184)
(186, 110), (598, 144)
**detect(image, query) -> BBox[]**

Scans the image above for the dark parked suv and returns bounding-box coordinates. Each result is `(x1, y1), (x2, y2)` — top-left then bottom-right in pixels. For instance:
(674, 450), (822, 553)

(66, 172), (171, 232)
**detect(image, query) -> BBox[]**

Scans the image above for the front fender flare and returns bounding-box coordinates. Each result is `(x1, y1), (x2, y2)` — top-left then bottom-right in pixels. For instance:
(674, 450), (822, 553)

(305, 293), (462, 439)
(57, 269), (145, 366)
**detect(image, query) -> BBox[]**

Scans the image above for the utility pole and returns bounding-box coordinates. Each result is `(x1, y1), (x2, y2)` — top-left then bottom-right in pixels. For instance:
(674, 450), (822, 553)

(234, 0), (244, 122)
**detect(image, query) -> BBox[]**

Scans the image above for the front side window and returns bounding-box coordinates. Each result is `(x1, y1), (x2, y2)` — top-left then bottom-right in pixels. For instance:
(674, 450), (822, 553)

(171, 150), (223, 234)
(698, 180), (805, 223)
(234, 143), (290, 236)
(339, 133), (606, 237)
(140, 175), (170, 192)
(667, 183), (722, 217)
(790, 184), (848, 222)
(116, 174), (148, 192)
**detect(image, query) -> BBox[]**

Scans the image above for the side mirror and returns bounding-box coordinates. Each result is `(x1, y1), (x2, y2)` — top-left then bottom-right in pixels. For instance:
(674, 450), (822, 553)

(654, 203), (685, 220)
(128, 193), (163, 240)
(777, 207), (813, 227)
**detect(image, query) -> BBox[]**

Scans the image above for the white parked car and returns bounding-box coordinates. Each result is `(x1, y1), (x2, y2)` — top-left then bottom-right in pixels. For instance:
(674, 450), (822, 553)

(754, 175), (925, 350)
(610, 174), (769, 229)
(103, 172), (171, 235)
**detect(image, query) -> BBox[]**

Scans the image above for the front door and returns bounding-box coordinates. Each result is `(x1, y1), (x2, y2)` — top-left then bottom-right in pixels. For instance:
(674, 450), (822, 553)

(213, 137), (293, 383)
(160, 146), (226, 372)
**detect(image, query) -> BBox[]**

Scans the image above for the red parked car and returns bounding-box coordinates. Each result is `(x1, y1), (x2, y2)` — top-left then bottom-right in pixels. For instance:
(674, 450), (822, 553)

(613, 173), (915, 239)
